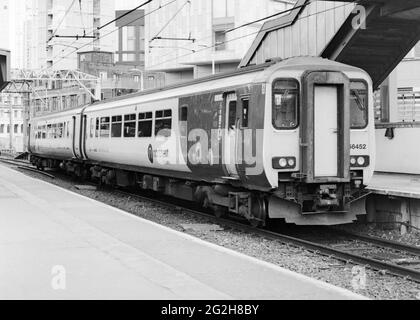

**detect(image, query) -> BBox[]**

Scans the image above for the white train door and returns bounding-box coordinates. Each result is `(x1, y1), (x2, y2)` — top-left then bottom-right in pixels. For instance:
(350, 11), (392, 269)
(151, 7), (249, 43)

(314, 85), (338, 177)
(223, 93), (239, 177)
(72, 115), (82, 159)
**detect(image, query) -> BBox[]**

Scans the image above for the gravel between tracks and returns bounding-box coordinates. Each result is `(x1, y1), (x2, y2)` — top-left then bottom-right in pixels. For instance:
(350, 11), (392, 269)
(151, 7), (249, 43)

(8, 165), (420, 300)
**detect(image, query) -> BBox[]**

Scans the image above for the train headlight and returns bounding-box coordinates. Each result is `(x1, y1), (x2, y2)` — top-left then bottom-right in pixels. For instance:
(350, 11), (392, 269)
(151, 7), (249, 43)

(279, 158), (288, 168)
(350, 156), (369, 168)
(272, 157), (297, 169)
(357, 156), (365, 166)
(288, 158), (295, 167)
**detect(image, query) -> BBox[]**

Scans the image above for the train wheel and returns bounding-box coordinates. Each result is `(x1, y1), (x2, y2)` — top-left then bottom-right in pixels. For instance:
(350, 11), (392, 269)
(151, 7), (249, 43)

(213, 205), (227, 219)
(248, 196), (267, 228)
(249, 219), (261, 228)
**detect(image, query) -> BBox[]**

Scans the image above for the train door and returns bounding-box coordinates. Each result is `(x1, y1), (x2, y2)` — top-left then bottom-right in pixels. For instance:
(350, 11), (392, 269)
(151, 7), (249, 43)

(27, 124), (32, 153)
(223, 93), (239, 177)
(72, 115), (82, 159)
(314, 85), (338, 177)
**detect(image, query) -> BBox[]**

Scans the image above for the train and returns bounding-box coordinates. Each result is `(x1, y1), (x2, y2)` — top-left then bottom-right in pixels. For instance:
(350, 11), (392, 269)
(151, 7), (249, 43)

(28, 56), (375, 226)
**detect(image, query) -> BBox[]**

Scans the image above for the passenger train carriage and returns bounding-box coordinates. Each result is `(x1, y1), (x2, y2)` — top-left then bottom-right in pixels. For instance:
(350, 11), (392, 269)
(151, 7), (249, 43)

(29, 57), (375, 226)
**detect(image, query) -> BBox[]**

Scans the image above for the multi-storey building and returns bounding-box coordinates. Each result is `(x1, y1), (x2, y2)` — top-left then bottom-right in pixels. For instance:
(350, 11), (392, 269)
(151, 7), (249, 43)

(24, 0), (116, 70)
(0, 93), (25, 153)
(145, 0), (295, 83)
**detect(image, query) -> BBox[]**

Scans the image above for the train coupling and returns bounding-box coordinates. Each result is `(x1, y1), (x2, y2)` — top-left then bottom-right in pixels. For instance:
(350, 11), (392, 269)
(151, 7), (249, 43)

(315, 184), (340, 208)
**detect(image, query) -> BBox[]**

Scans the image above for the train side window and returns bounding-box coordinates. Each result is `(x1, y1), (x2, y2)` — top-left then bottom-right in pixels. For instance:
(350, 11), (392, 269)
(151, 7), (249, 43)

(241, 99), (249, 128)
(58, 123), (63, 139)
(67, 122), (70, 138)
(111, 115), (122, 138)
(63, 122), (66, 139)
(350, 81), (368, 129)
(100, 117), (110, 138)
(180, 106), (188, 122)
(155, 109), (172, 137)
(95, 118), (99, 138)
(272, 79), (299, 129)
(138, 112), (153, 138)
(124, 114), (137, 138)
(52, 124), (57, 139)
(90, 118), (94, 138)
(42, 125), (46, 139)
(228, 101), (237, 130)
(179, 106), (188, 137)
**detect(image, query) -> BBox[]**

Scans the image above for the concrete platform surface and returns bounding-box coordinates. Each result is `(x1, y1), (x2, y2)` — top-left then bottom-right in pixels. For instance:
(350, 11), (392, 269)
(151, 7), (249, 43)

(368, 172), (420, 199)
(0, 164), (365, 300)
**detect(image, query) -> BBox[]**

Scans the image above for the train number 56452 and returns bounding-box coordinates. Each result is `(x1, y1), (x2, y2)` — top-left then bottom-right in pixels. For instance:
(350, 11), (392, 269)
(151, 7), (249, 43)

(350, 144), (367, 150)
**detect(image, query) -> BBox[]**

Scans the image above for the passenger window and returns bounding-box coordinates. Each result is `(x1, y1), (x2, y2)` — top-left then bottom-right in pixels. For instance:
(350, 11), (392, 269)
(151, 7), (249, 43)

(242, 99), (249, 128)
(350, 81), (368, 129)
(42, 125), (46, 139)
(138, 112), (153, 138)
(52, 124), (57, 139)
(179, 106), (188, 137)
(90, 118), (94, 138)
(95, 118), (99, 138)
(155, 109), (172, 137)
(124, 114), (137, 138)
(111, 115), (122, 138)
(228, 101), (237, 130)
(58, 123), (63, 139)
(272, 79), (299, 129)
(100, 117), (110, 138)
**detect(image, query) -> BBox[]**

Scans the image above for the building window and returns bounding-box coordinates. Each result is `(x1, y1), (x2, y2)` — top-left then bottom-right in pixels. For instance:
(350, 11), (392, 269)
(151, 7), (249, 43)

(212, 0), (234, 18)
(214, 31), (226, 51)
(14, 124), (18, 134)
(0, 124), (4, 133)
(123, 26), (136, 51)
(7, 125), (10, 133)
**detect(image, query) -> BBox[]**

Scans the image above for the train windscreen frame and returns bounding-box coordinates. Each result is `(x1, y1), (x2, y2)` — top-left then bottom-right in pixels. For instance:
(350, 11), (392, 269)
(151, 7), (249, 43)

(272, 78), (299, 130)
(350, 80), (368, 129)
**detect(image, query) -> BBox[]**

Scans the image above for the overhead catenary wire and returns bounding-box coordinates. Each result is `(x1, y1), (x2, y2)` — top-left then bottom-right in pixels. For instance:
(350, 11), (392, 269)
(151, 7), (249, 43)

(48, 0), (356, 73)
(149, 0), (191, 43)
(45, 0), (178, 70)
(98, 0), (153, 30)
(146, 0), (357, 70)
(47, 0), (77, 43)
(48, 0), (155, 64)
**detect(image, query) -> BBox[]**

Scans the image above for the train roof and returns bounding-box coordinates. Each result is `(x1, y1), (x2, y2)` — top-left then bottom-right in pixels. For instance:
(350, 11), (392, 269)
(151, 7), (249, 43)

(32, 57), (370, 120)
(91, 56), (368, 106)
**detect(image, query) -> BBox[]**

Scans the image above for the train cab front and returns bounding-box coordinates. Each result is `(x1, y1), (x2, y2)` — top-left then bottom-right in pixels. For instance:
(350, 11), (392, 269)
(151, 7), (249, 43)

(266, 64), (374, 225)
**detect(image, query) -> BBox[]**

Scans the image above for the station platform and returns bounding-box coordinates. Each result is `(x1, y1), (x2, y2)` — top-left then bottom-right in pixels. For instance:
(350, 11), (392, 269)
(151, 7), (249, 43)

(0, 164), (365, 300)
(368, 172), (420, 199)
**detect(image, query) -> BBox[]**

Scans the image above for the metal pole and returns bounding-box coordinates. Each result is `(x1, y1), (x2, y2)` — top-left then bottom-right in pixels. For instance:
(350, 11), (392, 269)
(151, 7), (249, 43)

(9, 100), (13, 152)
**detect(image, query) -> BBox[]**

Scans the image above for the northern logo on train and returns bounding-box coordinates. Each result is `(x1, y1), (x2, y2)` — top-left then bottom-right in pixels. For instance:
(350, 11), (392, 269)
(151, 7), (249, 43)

(148, 144), (153, 163)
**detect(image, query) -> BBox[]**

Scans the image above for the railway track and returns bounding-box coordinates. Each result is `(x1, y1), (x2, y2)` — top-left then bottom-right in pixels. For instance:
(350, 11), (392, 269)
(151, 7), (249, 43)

(0, 157), (55, 178)
(4, 158), (420, 283)
(112, 188), (420, 283)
